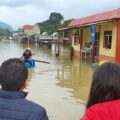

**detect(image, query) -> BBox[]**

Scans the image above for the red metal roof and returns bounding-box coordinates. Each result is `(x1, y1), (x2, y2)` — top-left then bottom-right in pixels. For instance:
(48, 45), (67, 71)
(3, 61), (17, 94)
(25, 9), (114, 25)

(69, 8), (120, 27)
(23, 25), (34, 30)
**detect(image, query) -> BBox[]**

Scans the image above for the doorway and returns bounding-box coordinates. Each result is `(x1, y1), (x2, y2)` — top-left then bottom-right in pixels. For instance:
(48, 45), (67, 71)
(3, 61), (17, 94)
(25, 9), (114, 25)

(92, 32), (100, 62)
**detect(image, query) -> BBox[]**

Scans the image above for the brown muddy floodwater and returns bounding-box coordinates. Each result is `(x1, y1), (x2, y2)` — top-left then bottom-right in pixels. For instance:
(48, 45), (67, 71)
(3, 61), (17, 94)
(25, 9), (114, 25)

(0, 41), (93, 120)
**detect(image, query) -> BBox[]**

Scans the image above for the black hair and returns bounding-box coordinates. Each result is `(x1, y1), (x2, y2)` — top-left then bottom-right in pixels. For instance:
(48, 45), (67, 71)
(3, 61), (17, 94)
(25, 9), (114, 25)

(25, 49), (31, 54)
(0, 58), (28, 91)
(86, 62), (120, 109)
(25, 49), (30, 52)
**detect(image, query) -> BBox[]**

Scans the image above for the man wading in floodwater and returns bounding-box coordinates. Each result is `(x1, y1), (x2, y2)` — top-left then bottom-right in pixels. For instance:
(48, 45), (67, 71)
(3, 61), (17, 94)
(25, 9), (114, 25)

(0, 58), (49, 120)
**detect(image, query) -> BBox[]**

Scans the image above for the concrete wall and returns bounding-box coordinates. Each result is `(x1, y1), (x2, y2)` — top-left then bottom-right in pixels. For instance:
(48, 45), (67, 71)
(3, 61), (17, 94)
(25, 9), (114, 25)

(99, 22), (117, 58)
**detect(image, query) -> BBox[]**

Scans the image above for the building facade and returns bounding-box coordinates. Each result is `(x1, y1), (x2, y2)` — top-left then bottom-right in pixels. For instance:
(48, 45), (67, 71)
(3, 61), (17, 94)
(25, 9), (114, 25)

(59, 8), (120, 63)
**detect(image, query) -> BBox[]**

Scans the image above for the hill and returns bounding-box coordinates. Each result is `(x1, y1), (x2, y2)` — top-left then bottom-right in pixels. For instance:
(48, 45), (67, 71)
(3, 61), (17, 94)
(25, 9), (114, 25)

(0, 28), (12, 37)
(0, 22), (14, 32)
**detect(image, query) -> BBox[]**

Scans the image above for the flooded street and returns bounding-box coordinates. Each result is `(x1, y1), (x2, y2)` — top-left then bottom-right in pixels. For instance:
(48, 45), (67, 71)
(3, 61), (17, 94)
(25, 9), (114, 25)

(0, 41), (93, 120)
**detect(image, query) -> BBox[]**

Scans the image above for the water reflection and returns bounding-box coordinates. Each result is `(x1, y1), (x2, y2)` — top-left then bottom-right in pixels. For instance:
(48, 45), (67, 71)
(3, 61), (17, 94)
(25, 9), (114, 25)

(0, 41), (93, 120)
(56, 59), (93, 103)
(56, 45), (93, 102)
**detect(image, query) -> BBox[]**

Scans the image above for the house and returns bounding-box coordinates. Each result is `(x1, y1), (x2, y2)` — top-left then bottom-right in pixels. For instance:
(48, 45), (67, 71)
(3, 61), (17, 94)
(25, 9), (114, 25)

(22, 24), (40, 43)
(23, 25), (34, 36)
(23, 24), (40, 36)
(31, 24), (41, 41)
(58, 8), (120, 63)
(33, 24), (41, 35)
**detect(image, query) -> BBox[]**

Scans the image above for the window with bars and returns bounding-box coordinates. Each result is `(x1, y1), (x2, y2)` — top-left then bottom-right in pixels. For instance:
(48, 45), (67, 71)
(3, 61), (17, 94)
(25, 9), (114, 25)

(104, 31), (112, 49)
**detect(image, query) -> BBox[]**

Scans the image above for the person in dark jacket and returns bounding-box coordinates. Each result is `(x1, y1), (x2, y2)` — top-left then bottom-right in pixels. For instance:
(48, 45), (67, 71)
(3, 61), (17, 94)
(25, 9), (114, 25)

(20, 48), (32, 65)
(0, 58), (49, 120)
(81, 62), (120, 120)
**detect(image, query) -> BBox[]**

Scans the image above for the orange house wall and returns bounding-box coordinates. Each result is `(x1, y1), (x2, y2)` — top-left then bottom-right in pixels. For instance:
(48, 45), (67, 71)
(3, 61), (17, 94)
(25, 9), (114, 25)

(116, 23), (120, 63)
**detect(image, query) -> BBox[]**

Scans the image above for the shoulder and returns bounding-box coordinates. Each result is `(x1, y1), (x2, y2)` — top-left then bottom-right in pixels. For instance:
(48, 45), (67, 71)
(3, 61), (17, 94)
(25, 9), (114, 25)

(6, 98), (47, 114)
(80, 106), (99, 120)
(23, 99), (47, 113)
(25, 100), (48, 120)
(88, 99), (120, 112)
(19, 99), (48, 119)
(26, 99), (49, 118)
(81, 100), (120, 120)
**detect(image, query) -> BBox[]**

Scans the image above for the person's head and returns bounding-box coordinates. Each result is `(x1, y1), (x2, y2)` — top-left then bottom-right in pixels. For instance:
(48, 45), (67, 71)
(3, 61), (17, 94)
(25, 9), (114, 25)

(25, 48), (31, 55)
(87, 62), (120, 109)
(0, 58), (28, 91)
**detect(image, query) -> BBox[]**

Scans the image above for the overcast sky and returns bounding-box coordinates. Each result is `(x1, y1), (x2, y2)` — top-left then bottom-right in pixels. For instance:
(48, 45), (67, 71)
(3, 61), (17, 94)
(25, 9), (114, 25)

(0, 0), (120, 30)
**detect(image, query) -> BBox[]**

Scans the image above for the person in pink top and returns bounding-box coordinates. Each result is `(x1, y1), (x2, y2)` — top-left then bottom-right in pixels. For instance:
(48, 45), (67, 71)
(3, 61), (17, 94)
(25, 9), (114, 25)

(81, 62), (120, 120)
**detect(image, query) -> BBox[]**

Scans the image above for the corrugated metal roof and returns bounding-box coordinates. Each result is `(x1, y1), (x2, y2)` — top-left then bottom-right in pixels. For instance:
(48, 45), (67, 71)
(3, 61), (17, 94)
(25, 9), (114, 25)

(23, 25), (34, 30)
(69, 8), (120, 27)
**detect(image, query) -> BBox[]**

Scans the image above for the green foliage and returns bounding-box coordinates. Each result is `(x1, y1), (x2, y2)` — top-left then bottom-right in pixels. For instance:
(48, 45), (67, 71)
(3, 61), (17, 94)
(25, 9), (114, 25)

(38, 12), (64, 35)
(59, 19), (73, 38)
(38, 12), (73, 35)
(49, 12), (63, 24)
(0, 28), (12, 36)
(60, 19), (73, 28)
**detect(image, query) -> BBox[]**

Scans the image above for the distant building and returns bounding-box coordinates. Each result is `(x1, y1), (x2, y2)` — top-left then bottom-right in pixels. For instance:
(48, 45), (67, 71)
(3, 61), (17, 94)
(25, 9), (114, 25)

(18, 24), (41, 43)
(23, 24), (40, 36)
(32, 24), (41, 42)
(42, 32), (48, 36)
(33, 24), (41, 35)
(23, 25), (34, 36)
(13, 31), (19, 40)
(13, 31), (18, 37)
(18, 28), (24, 36)
(51, 32), (58, 37)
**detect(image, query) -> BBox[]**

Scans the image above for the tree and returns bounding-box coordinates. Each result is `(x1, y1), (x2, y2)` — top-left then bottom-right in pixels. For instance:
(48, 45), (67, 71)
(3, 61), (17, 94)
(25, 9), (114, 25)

(49, 12), (64, 24)
(38, 12), (64, 35)
(60, 19), (73, 28)
(59, 19), (73, 38)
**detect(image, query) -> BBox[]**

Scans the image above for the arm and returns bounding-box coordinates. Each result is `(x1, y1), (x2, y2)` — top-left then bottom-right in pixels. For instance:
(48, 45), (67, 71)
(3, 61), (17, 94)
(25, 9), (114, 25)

(19, 56), (24, 60)
(19, 52), (25, 60)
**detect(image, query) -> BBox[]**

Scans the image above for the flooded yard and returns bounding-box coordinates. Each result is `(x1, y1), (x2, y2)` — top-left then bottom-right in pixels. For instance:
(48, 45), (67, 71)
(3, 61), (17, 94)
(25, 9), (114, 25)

(0, 41), (93, 120)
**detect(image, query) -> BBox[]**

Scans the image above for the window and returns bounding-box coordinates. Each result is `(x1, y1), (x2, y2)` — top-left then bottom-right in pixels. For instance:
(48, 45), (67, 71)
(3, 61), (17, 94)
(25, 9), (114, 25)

(74, 30), (80, 45)
(104, 31), (112, 49)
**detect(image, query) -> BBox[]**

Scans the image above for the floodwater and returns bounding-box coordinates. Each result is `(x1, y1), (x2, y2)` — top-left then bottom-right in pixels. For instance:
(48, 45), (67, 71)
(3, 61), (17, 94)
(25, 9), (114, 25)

(0, 41), (93, 120)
